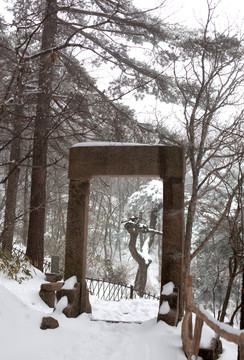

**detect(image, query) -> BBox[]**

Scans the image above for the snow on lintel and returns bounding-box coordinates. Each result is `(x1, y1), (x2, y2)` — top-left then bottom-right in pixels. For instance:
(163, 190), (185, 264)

(72, 142), (159, 148)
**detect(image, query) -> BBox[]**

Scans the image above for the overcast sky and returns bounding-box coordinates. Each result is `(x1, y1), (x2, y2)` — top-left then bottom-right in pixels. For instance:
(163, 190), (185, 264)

(1, 0), (244, 31)
(1, 0), (244, 126)
(133, 0), (244, 32)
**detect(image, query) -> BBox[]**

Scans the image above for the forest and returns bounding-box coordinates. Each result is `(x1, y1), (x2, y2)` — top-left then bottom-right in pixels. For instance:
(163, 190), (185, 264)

(0, 0), (243, 327)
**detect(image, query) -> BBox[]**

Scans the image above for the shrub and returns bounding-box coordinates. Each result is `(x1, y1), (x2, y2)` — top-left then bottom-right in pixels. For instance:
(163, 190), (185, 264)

(103, 259), (129, 285)
(0, 249), (33, 283)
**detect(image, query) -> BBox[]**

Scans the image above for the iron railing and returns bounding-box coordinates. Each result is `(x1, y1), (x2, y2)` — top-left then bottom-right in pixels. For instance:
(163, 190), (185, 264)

(86, 277), (159, 301)
(12, 246), (52, 274)
(11, 246), (159, 301)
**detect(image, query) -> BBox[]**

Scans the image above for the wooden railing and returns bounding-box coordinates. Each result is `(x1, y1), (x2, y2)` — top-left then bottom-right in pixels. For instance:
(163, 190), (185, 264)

(182, 275), (244, 359)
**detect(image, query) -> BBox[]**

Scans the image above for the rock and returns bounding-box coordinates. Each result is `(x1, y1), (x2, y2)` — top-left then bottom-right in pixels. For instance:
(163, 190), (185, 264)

(157, 287), (179, 326)
(57, 282), (81, 318)
(39, 289), (56, 308)
(45, 273), (63, 283)
(41, 282), (64, 292)
(199, 337), (223, 360)
(40, 316), (59, 330)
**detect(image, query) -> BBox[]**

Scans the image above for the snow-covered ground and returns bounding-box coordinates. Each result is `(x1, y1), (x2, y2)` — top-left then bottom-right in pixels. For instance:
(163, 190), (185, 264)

(0, 268), (237, 360)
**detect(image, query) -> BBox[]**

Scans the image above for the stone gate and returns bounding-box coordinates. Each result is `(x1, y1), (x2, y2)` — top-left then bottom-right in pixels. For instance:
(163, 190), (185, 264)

(64, 142), (185, 325)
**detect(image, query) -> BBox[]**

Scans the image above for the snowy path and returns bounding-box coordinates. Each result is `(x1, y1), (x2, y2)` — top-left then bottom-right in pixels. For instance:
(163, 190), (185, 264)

(0, 269), (238, 360)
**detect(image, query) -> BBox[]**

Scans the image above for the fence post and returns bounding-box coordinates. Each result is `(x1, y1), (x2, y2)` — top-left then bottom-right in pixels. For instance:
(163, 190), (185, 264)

(192, 315), (203, 358)
(130, 285), (134, 299)
(239, 333), (244, 360)
(186, 275), (193, 340)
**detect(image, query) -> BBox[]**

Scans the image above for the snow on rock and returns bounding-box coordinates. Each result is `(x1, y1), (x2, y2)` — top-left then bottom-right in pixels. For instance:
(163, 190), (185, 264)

(55, 296), (68, 313)
(159, 301), (170, 315)
(62, 275), (77, 289)
(162, 282), (174, 295)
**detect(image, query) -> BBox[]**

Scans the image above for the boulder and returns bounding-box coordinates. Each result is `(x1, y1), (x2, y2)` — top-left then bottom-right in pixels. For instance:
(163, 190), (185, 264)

(39, 289), (56, 308)
(39, 281), (64, 308)
(57, 282), (81, 318)
(40, 316), (59, 330)
(157, 287), (179, 326)
(199, 337), (223, 360)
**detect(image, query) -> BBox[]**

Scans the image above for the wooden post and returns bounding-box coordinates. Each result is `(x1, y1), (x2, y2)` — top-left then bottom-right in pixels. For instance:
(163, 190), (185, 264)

(182, 276), (193, 358)
(186, 275), (193, 339)
(239, 333), (244, 360)
(192, 316), (204, 358)
(182, 311), (193, 359)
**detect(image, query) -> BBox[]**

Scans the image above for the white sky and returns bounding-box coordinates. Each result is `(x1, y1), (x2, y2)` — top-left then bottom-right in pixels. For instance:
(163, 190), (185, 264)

(130, 0), (244, 126)
(1, 0), (244, 127)
(133, 0), (244, 31)
(1, 0), (244, 28)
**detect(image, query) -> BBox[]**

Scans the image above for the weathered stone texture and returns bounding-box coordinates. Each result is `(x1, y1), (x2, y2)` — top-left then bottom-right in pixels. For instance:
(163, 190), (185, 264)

(157, 287), (179, 326)
(64, 180), (89, 284)
(57, 282), (81, 318)
(198, 337), (223, 360)
(69, 145), (185, 180)
(39, 289), (56, 308)
(40, 316), (59, 330)
(41, 282), (64, 292)
(39, 281), (64, 307)
(45, 273), (63, 282)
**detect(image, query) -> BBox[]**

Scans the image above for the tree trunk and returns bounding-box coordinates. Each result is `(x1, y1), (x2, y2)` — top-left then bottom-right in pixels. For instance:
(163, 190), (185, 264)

(1, 134), (21, 253)
(240, 268), (244, 329)
(126, 222), (152, 297)
(1, 77), (24, 254)
(26, 0), (57, 270)
(22, 155), (31, 246)
(134, 260), (150, 297)
(219, 257), (237, 322)
(182, 181), (198, 307)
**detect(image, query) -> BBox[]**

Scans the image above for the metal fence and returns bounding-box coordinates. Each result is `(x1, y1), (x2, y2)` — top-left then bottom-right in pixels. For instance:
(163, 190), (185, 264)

(11, 246), (159, 302)
(86, 277), (159, 301)
(12, 247), (53, 274)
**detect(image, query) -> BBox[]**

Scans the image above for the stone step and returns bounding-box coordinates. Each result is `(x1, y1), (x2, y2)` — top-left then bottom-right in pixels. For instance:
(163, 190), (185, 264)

(41, 282), (64, 292)
(45, 273), (63, 283)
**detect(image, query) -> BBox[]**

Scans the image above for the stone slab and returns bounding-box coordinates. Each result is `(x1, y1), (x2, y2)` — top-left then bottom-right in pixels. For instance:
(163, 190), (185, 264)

(41, 282), (64, 292)
(69, 144), (185, 180)
(45, 273), (63, 282)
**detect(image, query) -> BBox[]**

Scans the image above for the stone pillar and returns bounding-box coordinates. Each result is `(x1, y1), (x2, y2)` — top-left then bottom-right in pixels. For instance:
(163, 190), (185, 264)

(64, 179), (91, 313)
(158, 177), (185, 323)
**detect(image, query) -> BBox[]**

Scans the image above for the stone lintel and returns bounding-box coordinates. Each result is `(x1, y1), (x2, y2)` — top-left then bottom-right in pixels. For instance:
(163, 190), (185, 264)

(68, 144), (185, 180)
